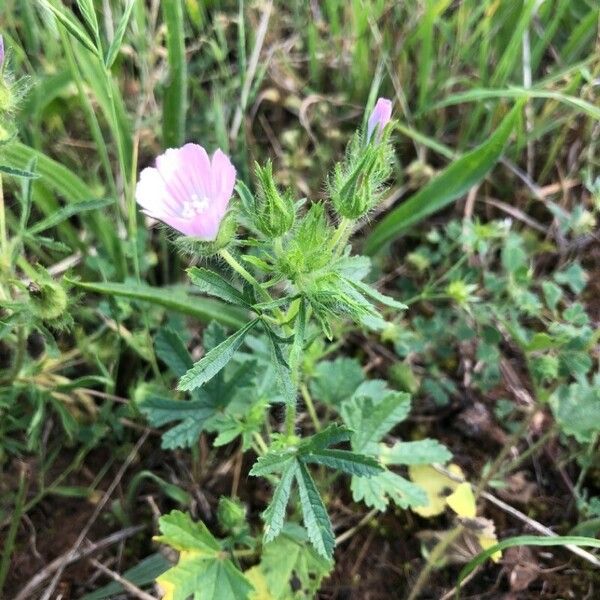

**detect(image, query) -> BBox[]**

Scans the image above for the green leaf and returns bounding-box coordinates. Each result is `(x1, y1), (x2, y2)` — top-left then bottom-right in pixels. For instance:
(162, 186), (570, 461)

(249, 451), (295, 477)
(554, 262), (588, 295)
(351, 470), (428, 511)
(365, 104), (521, 253)
(41, 0), (99, 55)
(28, 198), (113, 235)
(295, 463), (335, 559)
(380, 439), (452, 466)
(264, 326), (295, 404)
(187, 267), (252, 307)
(347, 278), (408, 310)
(309, 357), (365, 407)
(162, 0), (188, 147)
(155, 328), (193, 378)
(263, 460), (298, 544)
(301, 449), (383, 477)
(549, 380), (600, 443)
(104, 0), (136, 68)
(179, 319), (260, 392)
(300, 423), (353, 451)
(155, 511), (253, 600)
(68, 280), (247, 328)
(342, 391), (411, 452)
(155, 510), (220, 555)
(140, 396), (214, 449)
(257, 524), (332, 600)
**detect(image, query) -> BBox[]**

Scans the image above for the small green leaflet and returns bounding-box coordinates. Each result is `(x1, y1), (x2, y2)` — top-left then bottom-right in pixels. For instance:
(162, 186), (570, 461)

(187, 266), (252, 307)
(295, 462), (335, 560)
(178, 318), (260, 391)
(263, 460), (298, 544)
(249, 451), (296, 477)
(155, 511), (253, 600)
(380, 439), (452, 466)
(302, 449), (382, 477)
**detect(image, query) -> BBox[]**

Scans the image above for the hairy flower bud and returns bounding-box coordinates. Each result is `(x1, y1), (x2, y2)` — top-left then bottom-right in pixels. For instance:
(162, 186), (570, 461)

(367, 97), (392, 141)
(330, 148), (378, 219)
(28, 275), (68, 321)
(217, 497), (246, 533)
(251, 160), (295, 237)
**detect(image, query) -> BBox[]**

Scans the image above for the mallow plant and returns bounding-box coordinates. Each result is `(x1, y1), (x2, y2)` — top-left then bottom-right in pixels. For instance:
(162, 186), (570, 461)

(136, 98), (451, 598)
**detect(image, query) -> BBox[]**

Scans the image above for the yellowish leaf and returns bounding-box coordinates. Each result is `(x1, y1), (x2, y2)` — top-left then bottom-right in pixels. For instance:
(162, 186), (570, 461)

(446, 482), (476, 518)
(408, 464), (465, 517)
(245, 566), (274, 600)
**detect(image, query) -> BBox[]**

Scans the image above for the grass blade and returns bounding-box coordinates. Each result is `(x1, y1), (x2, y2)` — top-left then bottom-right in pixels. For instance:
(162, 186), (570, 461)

(67, 279), (248, 329)
(456, 535), (600, 599)
(105, 0), (137, 69)
(162, 0), (187, 147)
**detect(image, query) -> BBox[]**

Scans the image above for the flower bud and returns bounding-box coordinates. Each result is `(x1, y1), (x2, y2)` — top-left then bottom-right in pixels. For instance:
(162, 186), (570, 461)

(28, 276), (68, 321)
(252, 160), (295, 237)
(367, 97), (392, 141)
(330, 149), (378, 219)
(217, 496), (246, 533)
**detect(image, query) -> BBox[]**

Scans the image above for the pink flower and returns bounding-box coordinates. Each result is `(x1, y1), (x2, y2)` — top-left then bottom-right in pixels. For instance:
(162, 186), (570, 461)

(367, 97), (392, 141)
(136, 143), (236, 240)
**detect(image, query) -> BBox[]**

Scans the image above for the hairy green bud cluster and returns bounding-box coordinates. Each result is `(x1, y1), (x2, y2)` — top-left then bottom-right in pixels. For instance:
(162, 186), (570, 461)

(329, 128), (394, 219)
(217, 497), (247, 534)
(28, 273), (68, 321)
(246, 160), (295, 238)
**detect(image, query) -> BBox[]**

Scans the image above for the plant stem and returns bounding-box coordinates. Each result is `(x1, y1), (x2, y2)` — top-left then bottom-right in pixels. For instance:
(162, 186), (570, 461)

(285, 401), (297, 437)
(331, 216), (354, 256)
(406, 525), (464, 600)
(301, 383), (321, 431)
(220, 248), (265, 294)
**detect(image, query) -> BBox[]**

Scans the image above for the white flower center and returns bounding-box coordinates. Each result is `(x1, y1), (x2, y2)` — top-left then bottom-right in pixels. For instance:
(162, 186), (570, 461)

(181, 193), (209, 218)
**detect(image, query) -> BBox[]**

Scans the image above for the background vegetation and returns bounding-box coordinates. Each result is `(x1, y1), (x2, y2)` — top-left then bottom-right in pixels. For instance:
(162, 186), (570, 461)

(0, 0), (599, 598)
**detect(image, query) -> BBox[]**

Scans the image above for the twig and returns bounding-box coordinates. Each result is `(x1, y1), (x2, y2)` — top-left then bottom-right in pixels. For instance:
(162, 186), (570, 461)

(481, 491), (600, 568)
(89, 558), (158, 600)
(12, 525), (144, 600)
(35, 431), (149, 600)
(336, 508), (379, 545)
